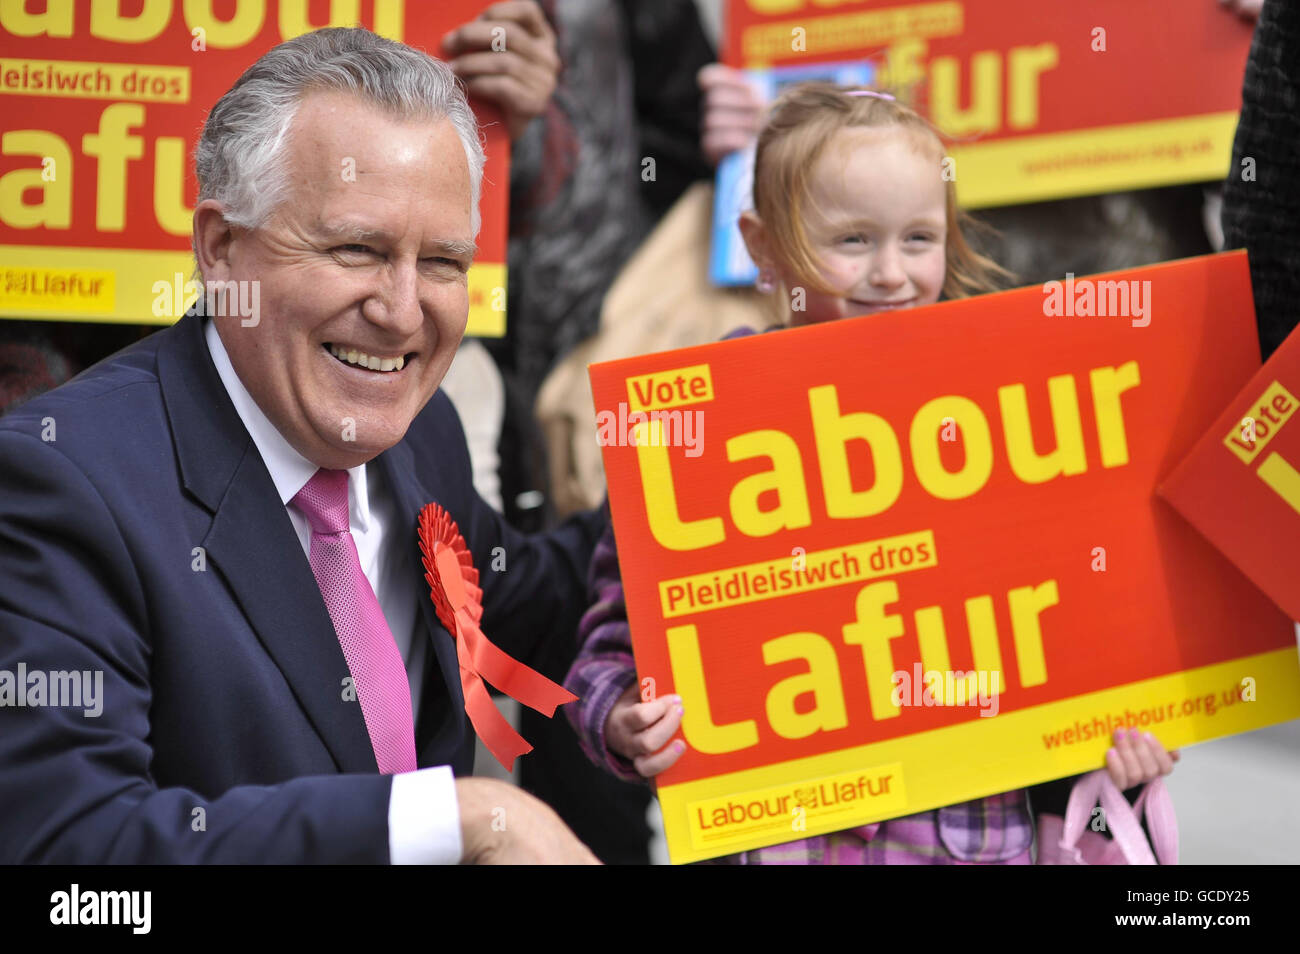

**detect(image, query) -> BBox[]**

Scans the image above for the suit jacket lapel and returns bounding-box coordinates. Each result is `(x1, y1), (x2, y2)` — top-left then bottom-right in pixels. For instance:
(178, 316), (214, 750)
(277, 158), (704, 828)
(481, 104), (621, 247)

(374, 439), (469, 769)
(159, 314), (379, 775)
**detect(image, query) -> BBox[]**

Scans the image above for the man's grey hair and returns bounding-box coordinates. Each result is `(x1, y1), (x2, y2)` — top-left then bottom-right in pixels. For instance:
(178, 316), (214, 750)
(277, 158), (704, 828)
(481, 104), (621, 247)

(193, 27), (485, 263)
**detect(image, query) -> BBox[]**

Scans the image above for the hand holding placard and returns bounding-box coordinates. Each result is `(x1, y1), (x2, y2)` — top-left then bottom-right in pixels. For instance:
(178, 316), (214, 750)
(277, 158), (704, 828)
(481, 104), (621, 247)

(605, 685), (687, 778)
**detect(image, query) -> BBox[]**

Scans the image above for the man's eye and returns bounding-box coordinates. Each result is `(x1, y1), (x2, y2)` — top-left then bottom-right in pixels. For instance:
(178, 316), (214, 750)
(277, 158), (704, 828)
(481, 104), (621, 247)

(422, 257), (467, 272)
(333, 244), (375, 257)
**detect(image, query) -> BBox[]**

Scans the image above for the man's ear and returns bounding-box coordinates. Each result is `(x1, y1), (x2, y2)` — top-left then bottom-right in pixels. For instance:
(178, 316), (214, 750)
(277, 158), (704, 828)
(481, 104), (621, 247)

(193, 199), (236, 282)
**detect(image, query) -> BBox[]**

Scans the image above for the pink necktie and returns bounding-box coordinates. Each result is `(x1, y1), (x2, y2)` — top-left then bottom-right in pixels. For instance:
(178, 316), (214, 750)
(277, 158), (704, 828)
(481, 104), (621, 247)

(292, 468), (417, 774)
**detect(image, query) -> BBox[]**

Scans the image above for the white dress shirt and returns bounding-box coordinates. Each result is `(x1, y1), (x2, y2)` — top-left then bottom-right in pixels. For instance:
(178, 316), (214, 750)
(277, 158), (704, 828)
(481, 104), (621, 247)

(204, 320), (461, 864)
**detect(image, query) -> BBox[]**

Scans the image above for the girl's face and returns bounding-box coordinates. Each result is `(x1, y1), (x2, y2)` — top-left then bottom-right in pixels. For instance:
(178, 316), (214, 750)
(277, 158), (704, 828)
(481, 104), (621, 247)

(784, 127), (948, 327)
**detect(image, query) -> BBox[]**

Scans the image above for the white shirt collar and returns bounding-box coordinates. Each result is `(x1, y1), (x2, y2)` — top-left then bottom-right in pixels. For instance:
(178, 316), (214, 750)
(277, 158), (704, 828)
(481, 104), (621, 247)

(204, 319), (372, 532)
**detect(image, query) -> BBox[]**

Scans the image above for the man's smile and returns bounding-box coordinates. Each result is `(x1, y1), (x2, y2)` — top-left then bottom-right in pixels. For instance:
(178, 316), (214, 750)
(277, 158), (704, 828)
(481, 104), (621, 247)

(323, 342), (416, 373)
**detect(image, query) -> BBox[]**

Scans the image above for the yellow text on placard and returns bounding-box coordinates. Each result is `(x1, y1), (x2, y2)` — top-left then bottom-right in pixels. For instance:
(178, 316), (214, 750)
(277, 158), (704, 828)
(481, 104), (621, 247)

(687, 763), (907, 852)
(0, 59), (190, 103)
(627, 363), (714, 412)
(0, 264), (114, 313)
(659, 529), (937, 618)
(740, 2), (963, 66)
(1223, 380), (1298, 465)
(1257, 452), (1300, 517)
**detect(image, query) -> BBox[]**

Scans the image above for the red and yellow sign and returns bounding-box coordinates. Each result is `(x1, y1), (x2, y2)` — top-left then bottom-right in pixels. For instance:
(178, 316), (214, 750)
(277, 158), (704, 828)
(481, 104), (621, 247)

(0, 1), (508, 334)
(590, 251), (1300, 863)
(723, 0), (1253, 207)
(1161, 322), (1300, 623)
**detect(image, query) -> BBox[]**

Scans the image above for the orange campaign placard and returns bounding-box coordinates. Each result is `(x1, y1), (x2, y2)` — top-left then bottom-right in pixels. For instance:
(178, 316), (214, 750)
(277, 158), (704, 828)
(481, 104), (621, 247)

(590, 251), (1300, 863)
(722, 0), (1254, 207)
(1160, 322), (1300, 623)
(0, 1), (509, 335)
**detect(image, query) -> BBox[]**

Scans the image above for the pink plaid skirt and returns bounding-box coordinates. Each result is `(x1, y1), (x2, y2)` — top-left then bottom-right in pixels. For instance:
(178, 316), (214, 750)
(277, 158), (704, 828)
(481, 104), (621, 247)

(711, 791), (1034, 865)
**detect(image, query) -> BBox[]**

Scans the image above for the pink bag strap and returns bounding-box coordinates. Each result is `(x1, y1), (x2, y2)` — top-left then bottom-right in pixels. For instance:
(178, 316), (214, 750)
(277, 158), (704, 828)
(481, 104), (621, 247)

(1097, 774), (1157, 864)
(1057, 770), (1178, 865)
(1133, 777), (1179, 865)
(1058, 770), (1107, 862)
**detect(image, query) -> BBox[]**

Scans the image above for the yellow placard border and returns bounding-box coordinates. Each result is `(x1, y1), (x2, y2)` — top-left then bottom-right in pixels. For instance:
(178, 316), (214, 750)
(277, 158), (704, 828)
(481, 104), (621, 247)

(951, 112), (1241, 209)
(657, 646), (1300, 863)
(0, 245), (507, 338)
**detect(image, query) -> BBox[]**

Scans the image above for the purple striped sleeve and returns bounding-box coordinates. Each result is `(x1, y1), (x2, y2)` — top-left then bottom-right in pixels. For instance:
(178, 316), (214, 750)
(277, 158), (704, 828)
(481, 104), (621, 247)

(563, 517), (645, 784)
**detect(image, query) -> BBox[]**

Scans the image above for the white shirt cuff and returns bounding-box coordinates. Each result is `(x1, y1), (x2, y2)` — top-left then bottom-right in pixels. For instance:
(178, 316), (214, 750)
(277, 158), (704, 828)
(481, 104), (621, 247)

(389, 766), (462, 864)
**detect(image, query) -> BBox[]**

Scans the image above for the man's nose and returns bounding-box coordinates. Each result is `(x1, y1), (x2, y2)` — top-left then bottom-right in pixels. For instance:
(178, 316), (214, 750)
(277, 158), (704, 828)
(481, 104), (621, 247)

(868, 246), (907, 291)
(367, 260), (424, 335)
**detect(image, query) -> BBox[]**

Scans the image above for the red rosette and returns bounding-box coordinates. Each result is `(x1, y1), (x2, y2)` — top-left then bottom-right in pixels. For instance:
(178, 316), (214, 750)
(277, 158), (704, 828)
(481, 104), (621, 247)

(417, 504), (482, 627)
(417, 503), (576, 772)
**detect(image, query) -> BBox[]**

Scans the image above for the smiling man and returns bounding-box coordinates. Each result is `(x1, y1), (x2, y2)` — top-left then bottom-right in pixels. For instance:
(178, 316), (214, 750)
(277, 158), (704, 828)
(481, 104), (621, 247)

(197, 88), (477, 472)
(0, 28), (599, 864)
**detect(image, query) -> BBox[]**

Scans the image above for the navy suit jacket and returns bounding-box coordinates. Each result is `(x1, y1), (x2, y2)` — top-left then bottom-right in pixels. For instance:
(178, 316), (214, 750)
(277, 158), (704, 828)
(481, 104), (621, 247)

(0, 313), (601, 863)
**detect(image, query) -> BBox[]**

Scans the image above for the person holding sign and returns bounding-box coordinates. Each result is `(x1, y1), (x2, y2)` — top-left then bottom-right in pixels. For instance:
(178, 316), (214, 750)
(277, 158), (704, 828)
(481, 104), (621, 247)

(567, 83), (1179, 863)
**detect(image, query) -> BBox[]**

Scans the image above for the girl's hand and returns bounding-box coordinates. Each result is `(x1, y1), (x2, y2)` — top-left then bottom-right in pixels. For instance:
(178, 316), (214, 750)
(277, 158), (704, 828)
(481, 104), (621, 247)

(1105, 728), (1180, 789)
(605, 684), (686, 777)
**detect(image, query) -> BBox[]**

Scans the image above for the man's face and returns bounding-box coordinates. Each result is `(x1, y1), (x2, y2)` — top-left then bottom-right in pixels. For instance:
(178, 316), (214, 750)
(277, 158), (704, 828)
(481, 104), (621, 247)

(214, 91), (475, 470)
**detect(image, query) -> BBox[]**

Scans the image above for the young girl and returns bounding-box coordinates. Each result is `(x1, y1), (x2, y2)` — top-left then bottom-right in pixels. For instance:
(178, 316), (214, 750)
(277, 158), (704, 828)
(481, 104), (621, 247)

(565, 82), (1178, 864)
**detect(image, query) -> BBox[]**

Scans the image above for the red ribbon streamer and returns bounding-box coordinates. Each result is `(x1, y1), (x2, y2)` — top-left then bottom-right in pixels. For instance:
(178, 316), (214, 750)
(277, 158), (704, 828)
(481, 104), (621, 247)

(418, 503), (577, 772)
